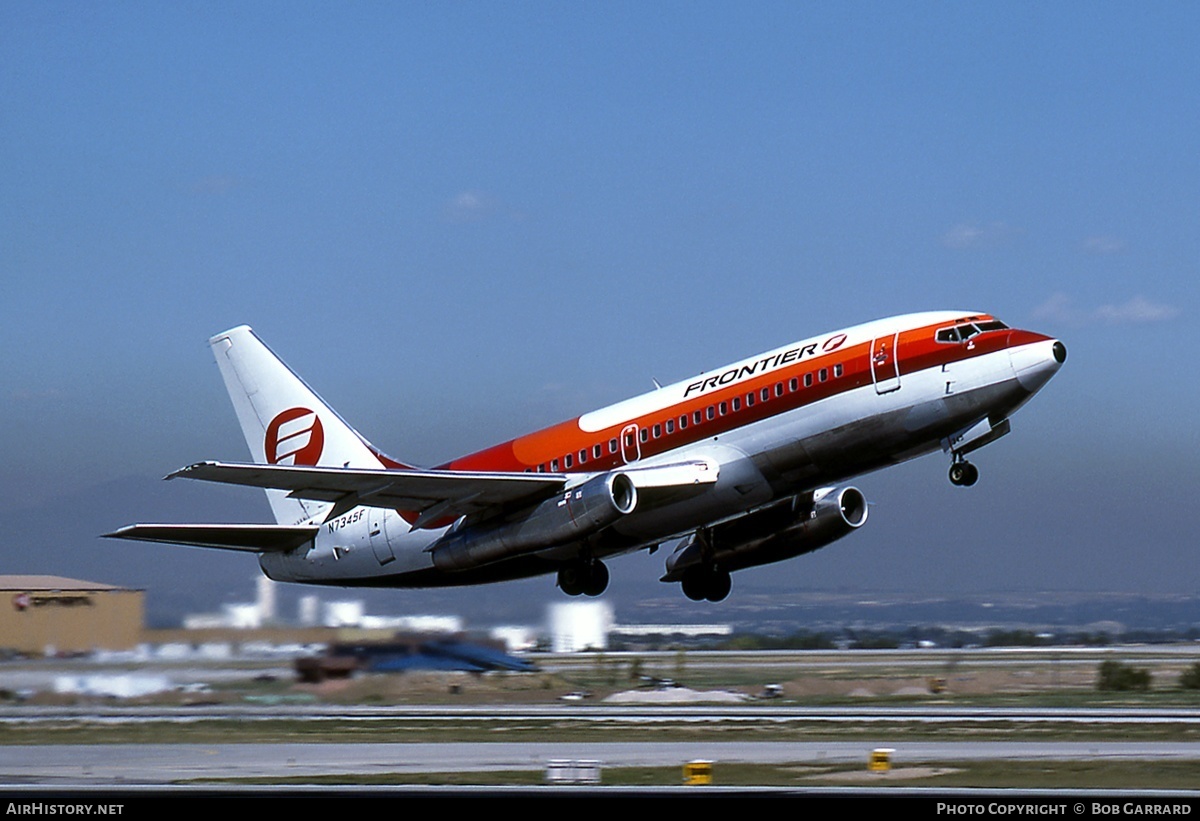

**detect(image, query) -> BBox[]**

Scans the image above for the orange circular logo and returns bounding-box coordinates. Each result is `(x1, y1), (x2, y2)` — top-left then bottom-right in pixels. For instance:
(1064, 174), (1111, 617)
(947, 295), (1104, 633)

(264, 407), (325, 465)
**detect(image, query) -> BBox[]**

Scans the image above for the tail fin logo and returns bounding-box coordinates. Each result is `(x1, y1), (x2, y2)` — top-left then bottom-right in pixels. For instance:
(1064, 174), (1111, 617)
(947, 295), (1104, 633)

(265, 407), (325, 466)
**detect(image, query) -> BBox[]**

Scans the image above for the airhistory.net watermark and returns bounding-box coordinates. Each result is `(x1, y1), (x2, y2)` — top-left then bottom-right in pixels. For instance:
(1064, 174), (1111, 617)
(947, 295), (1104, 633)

(6, 805), (123, 816)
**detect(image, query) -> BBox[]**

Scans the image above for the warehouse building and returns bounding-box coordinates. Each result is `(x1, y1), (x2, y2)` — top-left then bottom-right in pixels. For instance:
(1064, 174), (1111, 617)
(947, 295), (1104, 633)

(0, 576), (143, 656)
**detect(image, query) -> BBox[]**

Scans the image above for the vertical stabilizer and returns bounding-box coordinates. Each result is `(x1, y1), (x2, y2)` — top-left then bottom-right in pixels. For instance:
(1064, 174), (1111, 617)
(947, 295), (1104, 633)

(209, 326), (387, 526)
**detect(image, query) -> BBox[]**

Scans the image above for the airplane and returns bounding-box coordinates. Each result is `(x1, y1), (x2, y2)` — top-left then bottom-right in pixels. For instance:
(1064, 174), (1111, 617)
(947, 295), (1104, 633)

(106, 311), (1065, 602)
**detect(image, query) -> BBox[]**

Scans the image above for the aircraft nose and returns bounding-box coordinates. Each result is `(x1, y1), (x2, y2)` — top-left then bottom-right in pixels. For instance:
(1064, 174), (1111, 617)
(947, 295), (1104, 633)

(1009, 336), (1065, 393)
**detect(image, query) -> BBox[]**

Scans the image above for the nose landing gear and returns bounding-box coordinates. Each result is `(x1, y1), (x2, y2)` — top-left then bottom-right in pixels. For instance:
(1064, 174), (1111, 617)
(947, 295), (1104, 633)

(948, 458), (979, 487)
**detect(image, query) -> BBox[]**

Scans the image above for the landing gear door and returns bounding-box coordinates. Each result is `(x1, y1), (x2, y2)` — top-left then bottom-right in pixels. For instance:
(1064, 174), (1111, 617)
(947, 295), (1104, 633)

(871, 333), (901, 394)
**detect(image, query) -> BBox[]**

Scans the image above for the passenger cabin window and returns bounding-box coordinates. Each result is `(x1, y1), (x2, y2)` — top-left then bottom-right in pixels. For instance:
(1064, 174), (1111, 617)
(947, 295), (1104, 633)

(789, 377), (799, 392)
(819, 368), (828, 382)
(804, 373), (813, 388)
(551, 459), (560, 471)
(746, 392), (754, 407)
(775, 382), (784, 397)
(666, 419), (675, 433)
(579, 449), (587, 464)
(731, 397), (741, 412)
(609, 438), (618, 454)
(833, 364), (843, 378)
(564, 454), (573, 468)
(595, 444), (604, 459)
(761, 387), (770, 402)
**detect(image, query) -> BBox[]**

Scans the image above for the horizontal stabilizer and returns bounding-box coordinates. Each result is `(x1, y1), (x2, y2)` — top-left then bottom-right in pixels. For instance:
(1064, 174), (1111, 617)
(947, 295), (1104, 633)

(104, 523), (319, 553)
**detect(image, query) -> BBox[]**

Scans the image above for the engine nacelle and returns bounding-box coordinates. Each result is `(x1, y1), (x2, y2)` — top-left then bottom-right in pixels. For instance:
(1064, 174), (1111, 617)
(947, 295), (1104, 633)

(663, 486), (868, 578)
(431, 471), (637, 572)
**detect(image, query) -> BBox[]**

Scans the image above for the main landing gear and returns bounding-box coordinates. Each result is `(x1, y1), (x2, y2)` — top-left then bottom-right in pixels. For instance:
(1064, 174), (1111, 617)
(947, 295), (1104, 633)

(558, 559), (609, 597)
(948, 456), (979, 487)
(680, 564), (732, 602)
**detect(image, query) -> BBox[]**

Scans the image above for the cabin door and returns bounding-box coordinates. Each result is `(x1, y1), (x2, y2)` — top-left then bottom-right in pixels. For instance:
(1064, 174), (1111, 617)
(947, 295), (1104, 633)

(871, 333), (901, 394)
(369, 510), (395, 565)
(620, 423), (641, 464)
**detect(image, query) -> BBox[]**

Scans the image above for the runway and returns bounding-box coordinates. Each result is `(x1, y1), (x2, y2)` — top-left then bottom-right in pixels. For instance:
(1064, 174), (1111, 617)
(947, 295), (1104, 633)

(6, 703), (1200, 724)
(5, 740), (1200, 785)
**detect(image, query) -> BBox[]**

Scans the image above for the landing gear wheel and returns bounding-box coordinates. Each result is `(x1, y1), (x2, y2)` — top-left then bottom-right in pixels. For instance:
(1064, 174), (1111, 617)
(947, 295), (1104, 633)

(948, 460), (979, 487)
(705, 570), (732, 602)
(582, 560), (609, 597)
(681, 568), (707, 601)
(559, 560), (609, 597)
(557, 564), (585, 596)
(681, 566), (732, 602)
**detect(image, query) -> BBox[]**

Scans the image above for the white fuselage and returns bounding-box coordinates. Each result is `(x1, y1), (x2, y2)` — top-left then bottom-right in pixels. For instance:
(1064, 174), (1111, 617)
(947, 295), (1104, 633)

(259, 311), (1064, 588)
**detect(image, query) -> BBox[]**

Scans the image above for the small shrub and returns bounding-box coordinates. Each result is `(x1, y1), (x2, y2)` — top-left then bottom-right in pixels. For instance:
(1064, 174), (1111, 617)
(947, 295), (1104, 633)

(1096, 659), (1151, 691)
(1179, 662), (1200, 690)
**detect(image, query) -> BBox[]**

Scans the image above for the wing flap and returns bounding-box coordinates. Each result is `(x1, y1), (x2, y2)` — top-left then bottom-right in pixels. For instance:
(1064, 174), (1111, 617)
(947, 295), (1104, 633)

(622, 458), (720, 508)
(104, 524), (319, 553)
(167, 461), (568, 526)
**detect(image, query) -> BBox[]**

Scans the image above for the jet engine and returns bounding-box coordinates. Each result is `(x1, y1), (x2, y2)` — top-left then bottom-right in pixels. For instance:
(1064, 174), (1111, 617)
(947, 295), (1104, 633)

(431, 471), (637, 572)
(662, 486), (868, 599)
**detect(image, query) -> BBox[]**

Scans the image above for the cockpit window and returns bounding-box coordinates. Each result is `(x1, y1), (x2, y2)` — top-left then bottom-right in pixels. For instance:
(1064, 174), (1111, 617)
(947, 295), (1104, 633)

(935, 319), (1008, 343)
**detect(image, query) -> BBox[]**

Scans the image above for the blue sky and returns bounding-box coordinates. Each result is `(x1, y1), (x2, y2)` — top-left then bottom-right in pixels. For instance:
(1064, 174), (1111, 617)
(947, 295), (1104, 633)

(2, 3), (1197, 612)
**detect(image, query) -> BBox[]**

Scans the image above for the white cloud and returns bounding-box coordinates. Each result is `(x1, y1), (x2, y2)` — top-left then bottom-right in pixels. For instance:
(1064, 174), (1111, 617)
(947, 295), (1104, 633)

(941, 221), (1019, 249)
(1093, 295), (1180, 324)
(10, 388), (66, 403)
(443, 190), (527, 224)
(191, 175), (239, 195)
(1033, 293), (1179, 326)
(1031, 293), (1075, 323)
(444, 189), (492, 222)
(1081, 235), (1126, 255)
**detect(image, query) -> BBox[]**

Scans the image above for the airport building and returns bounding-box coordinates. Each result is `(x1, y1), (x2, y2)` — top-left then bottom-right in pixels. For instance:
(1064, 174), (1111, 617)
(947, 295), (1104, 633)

(0, 576), (144, 656)
(548, 601), (614, 653)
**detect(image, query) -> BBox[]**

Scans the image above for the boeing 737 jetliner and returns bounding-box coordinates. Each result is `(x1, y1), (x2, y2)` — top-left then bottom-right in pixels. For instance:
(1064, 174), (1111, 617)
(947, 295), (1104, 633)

(108, 312), (1065, 601)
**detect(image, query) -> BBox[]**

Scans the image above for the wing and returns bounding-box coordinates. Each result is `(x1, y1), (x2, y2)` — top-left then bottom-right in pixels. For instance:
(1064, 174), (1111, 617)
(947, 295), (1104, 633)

(167, 461), (569, 528)
(103, 523), (319, 552)
(165, 458), (720, 530)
